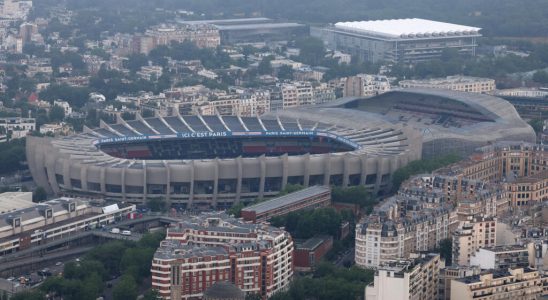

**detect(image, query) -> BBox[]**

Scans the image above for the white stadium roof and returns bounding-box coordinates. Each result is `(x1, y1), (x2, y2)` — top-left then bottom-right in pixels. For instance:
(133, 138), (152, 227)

(334, 18), (481, 38)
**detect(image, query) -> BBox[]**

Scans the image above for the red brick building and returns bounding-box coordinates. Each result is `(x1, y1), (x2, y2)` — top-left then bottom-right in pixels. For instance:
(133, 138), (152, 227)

(293, 235), (333, 271)
(241, 186), (331, 223)
(151, 213), (294, 299)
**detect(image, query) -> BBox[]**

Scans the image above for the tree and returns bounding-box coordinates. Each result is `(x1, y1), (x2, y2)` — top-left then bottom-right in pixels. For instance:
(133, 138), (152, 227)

(295, 37), (326, 66)
(142, 289), (160, 300)
(146, 197), (166, 212)
(113, 275), (138, 300)
(533, 70), (548, 84)
(437, 238), (453, 266)
(257, 56), (274, 75)
(11, 291), (46, 300)
(391, 154), (462, 192)
(227, 202), (245, 217)
(278, 184), (304, 196)
(0, 139), (27, 174)
(33, 186), (48, 202)
(529, 118), (545, 135)
(277, 65), (294, 80)
(123, 54), (149, 73)
(49, 105), (66, 122)
(331, 186), (373, 208)
(120, 247), (155, 281)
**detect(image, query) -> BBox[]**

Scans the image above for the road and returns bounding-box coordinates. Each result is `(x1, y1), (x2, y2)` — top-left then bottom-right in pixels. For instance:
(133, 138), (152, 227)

(335, 247), (355, 267)
(1, 246), (94, 276)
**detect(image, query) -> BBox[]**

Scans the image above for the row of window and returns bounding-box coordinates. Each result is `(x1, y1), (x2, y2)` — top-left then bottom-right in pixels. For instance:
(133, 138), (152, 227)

(58, 173), (387, 194)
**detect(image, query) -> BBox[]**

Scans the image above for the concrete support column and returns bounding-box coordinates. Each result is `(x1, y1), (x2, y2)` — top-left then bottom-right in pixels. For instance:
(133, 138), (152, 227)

(282, 154), (288, 189)
(100, 168), (106, 194)
(259, 156), (266, 199)
(360, 155), (368, 185)
(80, 164), (88, 191)
(235, 157), (243, 203)
(46, 156), (59, 194)
(166, 163), (171, 203)
(213, 159), (219, 207)
(142, 162), (148, 203)
(303, 154), (310, 187)
(323, 154), (331, 186)
(121, 167), (126, 201)
(189, 161), (195, 207)
(343, 154), (351, 187)
(63, 160), (71, 189)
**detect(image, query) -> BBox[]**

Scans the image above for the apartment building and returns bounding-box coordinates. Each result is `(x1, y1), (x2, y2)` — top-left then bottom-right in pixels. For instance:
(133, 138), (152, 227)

(281, 82), (313, 109)
(365, 253), (442, 300)
(0, 117), (35, 139)
(470, 245), (530, 270)
(452, 217), (497, 266)
(506, 170), (548, 207)
(436, 142), (548, 208)
(151, 213), (293, 300)
(451, 268), (546, 300)
(343, 74), (391, 97)
(355, 194), (458, 268)
(439, 266), (481, 300)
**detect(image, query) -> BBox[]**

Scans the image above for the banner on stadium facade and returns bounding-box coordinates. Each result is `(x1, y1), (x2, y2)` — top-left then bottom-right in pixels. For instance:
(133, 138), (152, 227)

(93, 130), (360, 149)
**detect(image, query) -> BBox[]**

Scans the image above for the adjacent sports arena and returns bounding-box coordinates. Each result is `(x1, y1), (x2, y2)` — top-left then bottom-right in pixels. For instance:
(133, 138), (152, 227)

(27, 88), (535, 208)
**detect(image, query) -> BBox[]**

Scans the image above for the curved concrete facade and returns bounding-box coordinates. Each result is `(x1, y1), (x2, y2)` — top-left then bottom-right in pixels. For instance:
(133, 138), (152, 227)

(27, 112), (421, 207)
(325, 88), (537, 158)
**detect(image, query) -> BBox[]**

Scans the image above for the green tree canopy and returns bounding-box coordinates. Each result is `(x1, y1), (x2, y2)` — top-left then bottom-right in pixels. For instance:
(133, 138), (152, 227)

(49, 105), (66, 122)
(32, 186), (48, 202)
(113, 275), (138, 300)
(257, 56), (274, 75)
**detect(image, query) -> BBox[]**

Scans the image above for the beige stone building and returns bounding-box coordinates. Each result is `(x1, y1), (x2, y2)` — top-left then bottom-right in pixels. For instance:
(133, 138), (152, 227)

(365, 253), (441, 300)
(452, 217), (497, 266)
(451, 268), (546, 300)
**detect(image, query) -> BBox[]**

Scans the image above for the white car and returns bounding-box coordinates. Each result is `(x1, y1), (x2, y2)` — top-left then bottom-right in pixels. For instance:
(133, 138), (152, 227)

(121, 230), (131, 236)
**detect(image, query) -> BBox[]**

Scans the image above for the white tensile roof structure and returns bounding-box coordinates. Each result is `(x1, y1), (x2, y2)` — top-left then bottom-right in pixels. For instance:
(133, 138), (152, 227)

(334, 18), (481, 39)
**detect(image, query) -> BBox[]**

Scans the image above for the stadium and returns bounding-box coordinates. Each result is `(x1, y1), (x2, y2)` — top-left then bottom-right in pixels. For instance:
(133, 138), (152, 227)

(27, 88), (534, 207)
(323, 88), (536, 158)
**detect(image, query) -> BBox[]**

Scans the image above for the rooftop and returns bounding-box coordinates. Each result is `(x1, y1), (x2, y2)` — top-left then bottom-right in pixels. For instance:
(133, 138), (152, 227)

(0, 192), (33, 214)
(215, 23), (305, 31)
(335, 18), (481, 39)
(241, 185), (330, 215)
(295, 235), (332, 251)
(479, 245), (528, 253)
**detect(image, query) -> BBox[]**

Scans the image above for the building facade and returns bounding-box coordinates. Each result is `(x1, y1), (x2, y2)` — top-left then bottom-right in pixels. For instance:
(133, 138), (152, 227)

(364, 253), (441, 300)
(240, 185), (331, 223)
(452, 217), (497, 267)
(151, 213), (293, 299)
(0, 198), (135, 256)
(470, 245), (530, 270)
(27, 109), (421, 207)
(451, 268), (546, 300)
(314, 18), (481, 63)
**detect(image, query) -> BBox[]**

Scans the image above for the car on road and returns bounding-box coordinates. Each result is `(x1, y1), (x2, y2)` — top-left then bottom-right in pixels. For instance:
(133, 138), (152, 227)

(110, 228), (120, 234)
(55, 262), (62, 266)
(121, 230), (131, 236)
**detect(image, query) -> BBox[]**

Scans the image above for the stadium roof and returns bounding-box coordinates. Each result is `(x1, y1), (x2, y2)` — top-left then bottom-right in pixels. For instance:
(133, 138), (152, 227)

(215, 23), (305, 31)
(322, 88), (535, 144)
(241, 185), (330, 215)
(335, 18), (481, 38)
